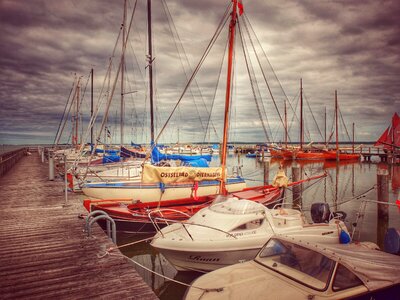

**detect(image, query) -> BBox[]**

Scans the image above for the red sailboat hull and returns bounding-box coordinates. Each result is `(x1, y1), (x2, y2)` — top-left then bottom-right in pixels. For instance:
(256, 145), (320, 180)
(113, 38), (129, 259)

(323, 151), (360, 161)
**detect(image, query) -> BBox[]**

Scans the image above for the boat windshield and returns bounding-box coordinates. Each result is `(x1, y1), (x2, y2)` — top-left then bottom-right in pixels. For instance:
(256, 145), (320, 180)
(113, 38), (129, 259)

(256, 238), (335, 291)
(209, 197), (265, 215)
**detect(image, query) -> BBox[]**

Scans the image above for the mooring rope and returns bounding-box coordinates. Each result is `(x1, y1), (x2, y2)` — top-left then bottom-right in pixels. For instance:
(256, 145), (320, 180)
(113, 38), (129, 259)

(98, 234), (223, 293)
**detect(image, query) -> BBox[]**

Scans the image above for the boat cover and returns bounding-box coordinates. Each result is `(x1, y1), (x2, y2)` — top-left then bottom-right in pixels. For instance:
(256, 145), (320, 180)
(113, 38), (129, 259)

(276, 235), (400, 291)
(151, 145), (212, 163)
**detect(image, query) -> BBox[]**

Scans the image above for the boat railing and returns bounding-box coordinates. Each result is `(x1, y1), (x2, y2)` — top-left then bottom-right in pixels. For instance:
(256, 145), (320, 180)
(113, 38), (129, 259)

(148, 208), (192, 234)
(156, 221), (239, 241)
(85, 210), (117, 244)
(272, 202), (302, 211)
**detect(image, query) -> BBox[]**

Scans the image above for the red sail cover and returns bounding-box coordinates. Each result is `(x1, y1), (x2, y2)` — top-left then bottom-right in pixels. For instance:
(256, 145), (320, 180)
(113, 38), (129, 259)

(238, 0), (244, 15)
(393, 112), (400, 147)
(375, 112), (400, 149)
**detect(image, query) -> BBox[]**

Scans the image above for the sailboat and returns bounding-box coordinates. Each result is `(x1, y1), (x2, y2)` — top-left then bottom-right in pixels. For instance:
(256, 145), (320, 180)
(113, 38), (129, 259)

(150, 0), (346, 272)
(374, 112), (400, 153)
(324, 90), (360, 161)
(294, 79), (326, 160)
(270, 79), (326, 160)
(80, 0), (247, 202)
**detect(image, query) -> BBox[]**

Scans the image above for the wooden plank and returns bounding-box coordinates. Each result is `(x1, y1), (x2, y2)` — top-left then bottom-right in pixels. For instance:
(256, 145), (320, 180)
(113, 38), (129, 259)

(0, 154), (158, 299)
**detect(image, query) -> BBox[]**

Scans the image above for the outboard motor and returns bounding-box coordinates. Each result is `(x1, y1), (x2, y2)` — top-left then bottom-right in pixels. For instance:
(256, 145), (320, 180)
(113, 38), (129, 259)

(311, 203), (331, 223)
(384, 228), (400, 255)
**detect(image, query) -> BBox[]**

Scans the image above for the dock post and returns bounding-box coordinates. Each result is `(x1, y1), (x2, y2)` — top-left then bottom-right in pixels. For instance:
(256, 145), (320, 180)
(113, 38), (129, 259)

(377, 168), (389, 248)
(63, 154), (69, 206)
(41, 147), (45, 163)
(48, 149), (54, 181)
(263, 160), (269, 186)
(292, 164), (302, 208)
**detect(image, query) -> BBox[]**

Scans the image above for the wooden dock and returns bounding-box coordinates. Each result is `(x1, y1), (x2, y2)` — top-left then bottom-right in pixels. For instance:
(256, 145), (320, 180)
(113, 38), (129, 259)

(0, 153), (158, 299)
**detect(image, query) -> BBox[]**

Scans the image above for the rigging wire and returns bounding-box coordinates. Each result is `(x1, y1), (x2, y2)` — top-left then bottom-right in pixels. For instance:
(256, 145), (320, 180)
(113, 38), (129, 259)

(151, 2), (233, 148)
(76, 0), (137, 175)
(303, 91), (324, 142)
(161, 0), (214, 136)
(202, 23), (229, 144)
(339, 107), (352, 142)
(243, 13), (299, 141)
(53, 76), (77, 146)
(238, 17), (272, 143)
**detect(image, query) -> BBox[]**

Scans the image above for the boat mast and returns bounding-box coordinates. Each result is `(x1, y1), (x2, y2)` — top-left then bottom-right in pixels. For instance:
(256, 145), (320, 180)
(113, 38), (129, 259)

(324, 106), (327, 145)
(74, 79), (81, 148)
(91, 68), (94, 147)
(220, 0), (238, 194)
(148, 0), (155, 144)
(352, 122), (355, 153)
(300, 78), (303, 150)
(335, 90), (339, 160)
(284, 99), (287, 148)
(121, 0), (127, 147)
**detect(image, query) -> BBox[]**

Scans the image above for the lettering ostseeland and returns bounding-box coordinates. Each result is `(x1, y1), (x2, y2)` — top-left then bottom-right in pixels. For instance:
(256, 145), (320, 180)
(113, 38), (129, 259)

(159, 171), (221, 178)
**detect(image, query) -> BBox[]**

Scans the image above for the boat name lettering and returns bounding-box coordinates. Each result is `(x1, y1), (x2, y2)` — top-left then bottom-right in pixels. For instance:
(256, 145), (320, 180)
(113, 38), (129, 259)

(195, 171), (221, 178)
(160, 172), (189, 178)
(188, 255), (220, 262)
(227, 230), (257, 237)
(159, 171), (221, 178)
(321, 231), (334, 235)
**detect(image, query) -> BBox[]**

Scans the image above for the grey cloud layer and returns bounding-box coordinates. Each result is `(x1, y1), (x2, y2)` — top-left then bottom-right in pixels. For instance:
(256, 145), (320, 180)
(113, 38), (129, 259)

(0, 0), (399, 144)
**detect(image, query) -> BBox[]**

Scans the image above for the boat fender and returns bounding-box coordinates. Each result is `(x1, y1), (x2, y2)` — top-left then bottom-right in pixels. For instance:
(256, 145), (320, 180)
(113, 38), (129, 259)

(191, 182), (199, 200)
(339, 230), (351, 244)
(159, 182), (165, 193)
(384, 228), (400, 255)
(67, 173), (74, 189)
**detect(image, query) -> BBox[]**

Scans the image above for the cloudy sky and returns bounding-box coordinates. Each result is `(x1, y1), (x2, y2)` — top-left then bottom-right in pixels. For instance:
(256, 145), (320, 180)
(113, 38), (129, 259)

(0, 0), (399, 145)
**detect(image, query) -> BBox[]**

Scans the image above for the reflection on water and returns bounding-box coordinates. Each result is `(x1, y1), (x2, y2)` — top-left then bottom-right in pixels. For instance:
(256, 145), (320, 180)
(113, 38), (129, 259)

(117, 155), (400, 299)
(118, 233), (201, 300)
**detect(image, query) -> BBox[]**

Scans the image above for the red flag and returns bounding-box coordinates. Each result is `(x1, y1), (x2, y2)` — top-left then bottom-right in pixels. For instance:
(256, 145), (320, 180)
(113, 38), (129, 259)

(238, 0), (244, 16)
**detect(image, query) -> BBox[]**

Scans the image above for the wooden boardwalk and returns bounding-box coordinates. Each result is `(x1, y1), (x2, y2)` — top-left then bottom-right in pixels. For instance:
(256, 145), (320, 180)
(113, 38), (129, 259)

(0, 154), (158, 299)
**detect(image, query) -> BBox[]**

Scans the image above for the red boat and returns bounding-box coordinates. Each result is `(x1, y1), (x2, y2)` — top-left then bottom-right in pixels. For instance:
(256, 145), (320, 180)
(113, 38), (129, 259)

(295, 150), (326, 160)
(83, 173), (326, 234)
(84, 185), (284, 234)
(323, 150), (360, 161)
(270, 148), (297, 160)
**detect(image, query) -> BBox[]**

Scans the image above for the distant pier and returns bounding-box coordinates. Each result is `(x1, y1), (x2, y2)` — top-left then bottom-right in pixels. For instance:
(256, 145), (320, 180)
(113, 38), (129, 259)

(0, 151), (157, 299)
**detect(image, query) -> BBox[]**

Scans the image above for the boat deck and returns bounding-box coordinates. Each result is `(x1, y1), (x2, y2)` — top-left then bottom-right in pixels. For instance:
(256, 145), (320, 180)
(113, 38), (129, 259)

(0, 153), (158, 299)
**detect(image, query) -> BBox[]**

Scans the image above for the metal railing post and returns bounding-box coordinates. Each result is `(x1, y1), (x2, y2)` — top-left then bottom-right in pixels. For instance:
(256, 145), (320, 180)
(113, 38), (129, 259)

(49, 149), (54, 181)
(85, 211), (117, 244)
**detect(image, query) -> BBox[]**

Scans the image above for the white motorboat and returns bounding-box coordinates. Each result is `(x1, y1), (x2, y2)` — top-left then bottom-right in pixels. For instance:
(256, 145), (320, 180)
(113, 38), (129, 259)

(151, 197), (350, 272)
(184, 235), (400, 300)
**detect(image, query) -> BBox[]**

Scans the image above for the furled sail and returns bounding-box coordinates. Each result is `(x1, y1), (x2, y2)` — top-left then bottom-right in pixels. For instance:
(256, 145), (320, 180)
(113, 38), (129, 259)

(151, 145), (212, 163)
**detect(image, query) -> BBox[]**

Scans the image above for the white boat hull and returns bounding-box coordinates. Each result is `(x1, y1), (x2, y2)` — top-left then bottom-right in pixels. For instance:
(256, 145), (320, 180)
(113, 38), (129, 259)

(151, 199), (349, 272)
(81, 179), (246, 202)
(152, 226), (343, 272)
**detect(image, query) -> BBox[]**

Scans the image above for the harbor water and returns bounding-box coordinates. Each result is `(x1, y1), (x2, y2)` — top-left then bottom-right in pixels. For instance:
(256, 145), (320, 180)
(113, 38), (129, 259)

(116, 154), (399, 299)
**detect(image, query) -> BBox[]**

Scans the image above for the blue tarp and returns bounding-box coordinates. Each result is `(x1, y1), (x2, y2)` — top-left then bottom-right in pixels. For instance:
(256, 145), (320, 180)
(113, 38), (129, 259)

(130, 142), (142, 148)
(102, 154), (120, 164)
(185, 158), (209, 167)
(151, 145), (211, 165)
(95, 149), (120, 155)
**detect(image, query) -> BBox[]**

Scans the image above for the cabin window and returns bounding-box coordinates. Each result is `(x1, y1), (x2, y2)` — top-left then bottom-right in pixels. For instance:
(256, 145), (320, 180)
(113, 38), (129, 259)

(257, 239), (335, 291)
(231, 218), (263, 231)
(332, 263), (363, 291)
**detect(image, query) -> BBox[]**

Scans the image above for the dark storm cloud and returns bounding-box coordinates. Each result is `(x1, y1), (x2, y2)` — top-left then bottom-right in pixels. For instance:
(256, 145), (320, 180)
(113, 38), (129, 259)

(0, 0), (399, 144)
